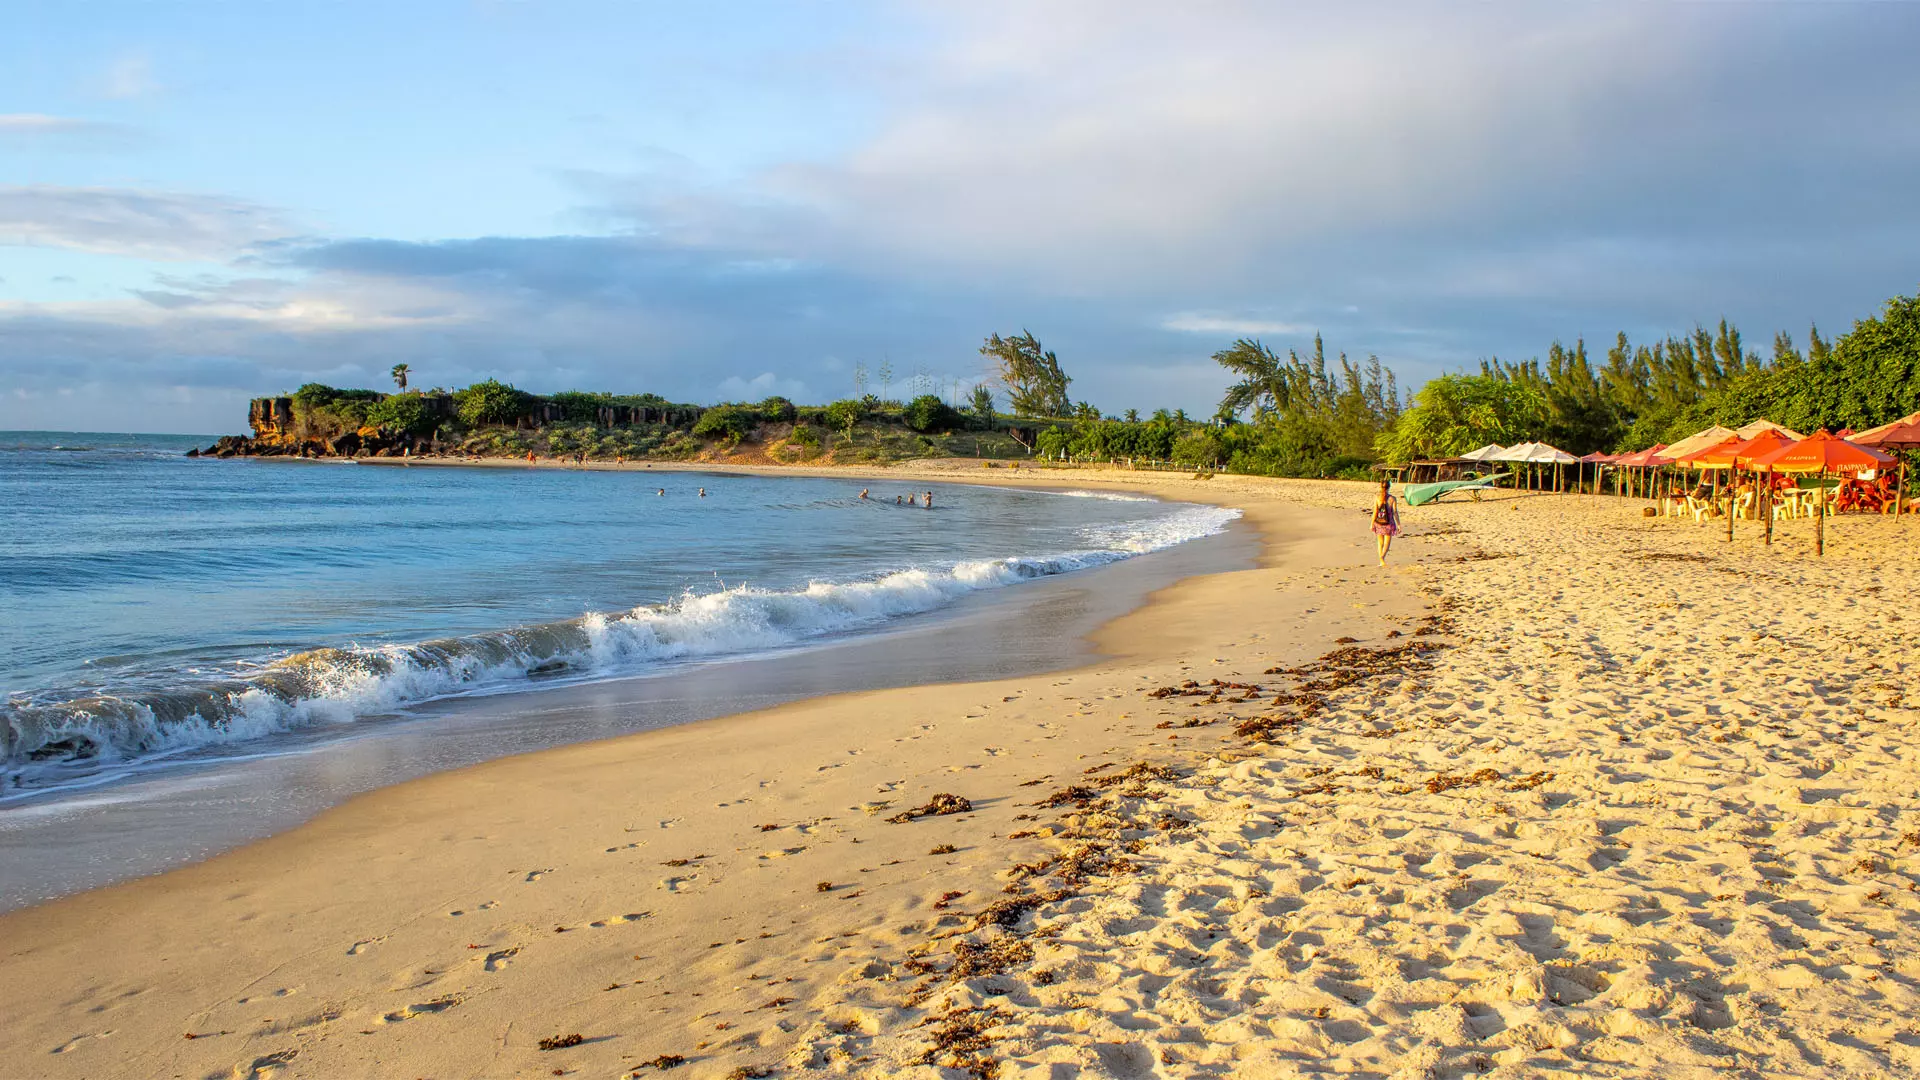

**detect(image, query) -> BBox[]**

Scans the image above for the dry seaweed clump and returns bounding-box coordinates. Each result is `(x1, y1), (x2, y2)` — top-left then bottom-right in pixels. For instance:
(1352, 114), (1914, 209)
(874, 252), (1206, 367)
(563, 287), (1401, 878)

(538, 1033), (584, 1050)
(1426, 768), (1502, 795)
(917, 1006), (1010, 1078)
(631, 1054), (687, 1071)
(888, 793), (972, 823)
(1237, 641), (1449, 741)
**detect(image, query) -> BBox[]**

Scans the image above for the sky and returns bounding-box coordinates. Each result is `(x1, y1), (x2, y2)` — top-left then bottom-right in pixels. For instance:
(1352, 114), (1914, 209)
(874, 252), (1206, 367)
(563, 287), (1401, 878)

(3, 1), (1918, 435)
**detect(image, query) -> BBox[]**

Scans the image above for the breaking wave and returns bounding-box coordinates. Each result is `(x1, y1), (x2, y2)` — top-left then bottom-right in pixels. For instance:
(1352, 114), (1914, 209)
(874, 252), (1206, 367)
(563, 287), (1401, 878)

(2, 503), (1238, 792)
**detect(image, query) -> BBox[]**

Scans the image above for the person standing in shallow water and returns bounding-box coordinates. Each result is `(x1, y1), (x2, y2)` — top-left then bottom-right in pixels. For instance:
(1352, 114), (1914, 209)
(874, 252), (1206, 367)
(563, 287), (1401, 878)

(1371, 479), (1400, 566)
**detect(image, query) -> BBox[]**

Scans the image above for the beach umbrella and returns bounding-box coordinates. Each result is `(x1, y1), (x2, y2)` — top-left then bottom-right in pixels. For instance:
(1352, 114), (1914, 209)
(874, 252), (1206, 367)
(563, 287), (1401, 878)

(1670, 436), (1745, 469)
(1850, 411), (1920, 519)
(1459, 443), (1508, 461)
(1735, 419), (1807, 441)
(1661, 425), (1739, 461)
(1747, 429), (1895, 473)
(1725, 430), (1800, 545)
(1611, 444), (1669, 500)
(1578, 451), (1613, 495)
(1749, 430), (1896, 556)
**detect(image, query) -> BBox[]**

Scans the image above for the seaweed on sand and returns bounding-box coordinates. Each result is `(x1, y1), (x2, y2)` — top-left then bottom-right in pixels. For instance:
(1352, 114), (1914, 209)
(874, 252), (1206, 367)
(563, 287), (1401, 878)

(887, 793), (972, 823)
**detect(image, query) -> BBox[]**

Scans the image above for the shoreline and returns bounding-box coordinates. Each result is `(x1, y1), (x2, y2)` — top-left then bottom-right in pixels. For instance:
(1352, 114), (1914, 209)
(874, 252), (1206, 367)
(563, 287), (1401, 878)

(0, 471), (1403, 1078)
(0, 504), (1258, 913)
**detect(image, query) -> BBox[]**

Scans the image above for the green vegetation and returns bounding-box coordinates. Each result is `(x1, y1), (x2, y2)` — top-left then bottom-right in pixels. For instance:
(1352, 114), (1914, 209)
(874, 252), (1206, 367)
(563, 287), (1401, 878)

(453, 379), (531, 426)
(366, 392), (437, 436)
(255, 285), (1920, 473)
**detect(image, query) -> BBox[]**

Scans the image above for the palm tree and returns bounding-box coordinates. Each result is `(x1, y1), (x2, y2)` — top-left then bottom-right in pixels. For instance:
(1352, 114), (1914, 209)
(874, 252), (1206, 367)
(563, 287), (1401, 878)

(1213, 338), (1292, 419)
(1123, 408), (1140, 423)
(391, 363), (410, 391)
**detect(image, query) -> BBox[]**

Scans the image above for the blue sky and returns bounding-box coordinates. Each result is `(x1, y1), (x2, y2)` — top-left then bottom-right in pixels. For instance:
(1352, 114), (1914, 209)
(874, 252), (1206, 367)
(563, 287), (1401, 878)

(4, 1), (1918, 434)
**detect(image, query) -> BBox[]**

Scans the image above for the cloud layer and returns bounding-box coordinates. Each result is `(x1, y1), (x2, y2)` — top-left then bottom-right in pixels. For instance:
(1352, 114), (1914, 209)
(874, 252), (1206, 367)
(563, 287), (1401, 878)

(3, 3), (1918, 434)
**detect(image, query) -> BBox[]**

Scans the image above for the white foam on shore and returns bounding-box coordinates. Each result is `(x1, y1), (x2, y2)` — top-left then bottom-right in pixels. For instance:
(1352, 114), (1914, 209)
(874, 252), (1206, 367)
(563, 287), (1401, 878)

(3, 501), (1240, 793)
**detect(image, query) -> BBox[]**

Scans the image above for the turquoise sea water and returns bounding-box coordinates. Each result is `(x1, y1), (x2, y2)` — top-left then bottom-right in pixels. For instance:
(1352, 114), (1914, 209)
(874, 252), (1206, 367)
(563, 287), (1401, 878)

(1, 431), (1238, 798)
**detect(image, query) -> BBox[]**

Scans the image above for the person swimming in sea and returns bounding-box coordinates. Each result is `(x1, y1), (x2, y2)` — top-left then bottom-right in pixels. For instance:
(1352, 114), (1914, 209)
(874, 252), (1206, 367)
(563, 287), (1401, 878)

(907, 493), (917, 506)
(924, 491), (934, 508)
(895, 495), (903, 505)
(859, 488), (869, 499)
(657, 488), (665, 496)
(698, 488), (707, 497)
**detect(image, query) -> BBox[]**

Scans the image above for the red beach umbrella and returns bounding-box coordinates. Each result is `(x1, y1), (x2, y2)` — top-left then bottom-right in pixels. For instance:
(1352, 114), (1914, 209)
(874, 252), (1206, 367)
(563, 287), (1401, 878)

(1851, 411), (1920, 451)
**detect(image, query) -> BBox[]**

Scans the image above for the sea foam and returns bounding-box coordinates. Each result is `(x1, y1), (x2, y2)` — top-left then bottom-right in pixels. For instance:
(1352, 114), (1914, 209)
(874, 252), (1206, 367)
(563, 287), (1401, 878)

(2, 501), (1238, 791)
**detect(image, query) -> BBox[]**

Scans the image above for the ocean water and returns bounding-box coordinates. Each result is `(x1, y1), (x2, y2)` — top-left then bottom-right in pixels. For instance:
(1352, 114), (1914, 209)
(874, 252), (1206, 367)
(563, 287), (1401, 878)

(1, 431), (1239, 801)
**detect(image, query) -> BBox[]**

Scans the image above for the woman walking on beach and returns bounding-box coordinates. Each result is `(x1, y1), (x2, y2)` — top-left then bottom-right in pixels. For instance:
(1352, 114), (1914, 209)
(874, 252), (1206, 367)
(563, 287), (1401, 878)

(1371, 479), (1400, 566)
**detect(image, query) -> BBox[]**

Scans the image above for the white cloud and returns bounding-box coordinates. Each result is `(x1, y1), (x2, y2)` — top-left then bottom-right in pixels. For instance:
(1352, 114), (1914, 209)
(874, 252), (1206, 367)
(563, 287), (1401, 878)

(716, 371), (813, 402)
(1160, 314), (1306, 336)
(0, 186), (300, 260)
(0, 113), (130, 136)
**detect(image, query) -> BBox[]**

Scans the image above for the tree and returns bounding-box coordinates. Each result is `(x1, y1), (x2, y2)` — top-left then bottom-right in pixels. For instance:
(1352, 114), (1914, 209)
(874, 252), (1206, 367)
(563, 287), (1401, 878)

(822, 399), (866, 439)
(368, 393), (435, 435)
(1375, 375), (1546, 462)
(1214, 338), (1293, 419)
(758, 396), (797, 423)
(968, 384), (995, 419)
(453, 379), (530, 426)
(980, 331), (1071, 417)
(390, 363), (410, 391)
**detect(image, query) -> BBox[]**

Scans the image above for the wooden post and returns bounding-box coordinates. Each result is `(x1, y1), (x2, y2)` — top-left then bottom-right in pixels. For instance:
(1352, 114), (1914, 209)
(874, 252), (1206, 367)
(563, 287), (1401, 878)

(1895, 462), (1907, 519)
(1763, 468), (1774, 546)
(1816, 468), (1826, 556)
(1726, 469), (1736, 543)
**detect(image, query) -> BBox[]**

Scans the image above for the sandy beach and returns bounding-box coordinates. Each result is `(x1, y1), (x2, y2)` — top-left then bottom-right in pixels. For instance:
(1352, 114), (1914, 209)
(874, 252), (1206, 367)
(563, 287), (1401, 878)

(3, 469), (1916, 1079)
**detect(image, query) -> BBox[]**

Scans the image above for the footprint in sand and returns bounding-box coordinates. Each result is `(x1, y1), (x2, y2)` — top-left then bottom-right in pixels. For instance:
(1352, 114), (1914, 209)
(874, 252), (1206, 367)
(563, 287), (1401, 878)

(658, 818), (682, 829)
(605, 841), (644, 853)
(480, 947), (519, 971)
(228, 1048), (298, 1079)
(377, 996), (461, 1024)
(983, 747), (1007, 756)
(589, 912), (652, 927)
(347, 938), (385, 956)
(758, 846), (808, 860)
(523, 868), (552, 882)
(661, 876), (697, 892)
(50, 1031), (113, 1054)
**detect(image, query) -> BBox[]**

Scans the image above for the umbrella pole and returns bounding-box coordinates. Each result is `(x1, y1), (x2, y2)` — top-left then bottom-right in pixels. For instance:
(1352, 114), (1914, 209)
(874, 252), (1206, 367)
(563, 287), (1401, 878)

(1763, 468), (1774, 547)
(1896, 462), (1907, 520)
(1726, 469), (1736, 543)
(1817, 468), (1826, 556)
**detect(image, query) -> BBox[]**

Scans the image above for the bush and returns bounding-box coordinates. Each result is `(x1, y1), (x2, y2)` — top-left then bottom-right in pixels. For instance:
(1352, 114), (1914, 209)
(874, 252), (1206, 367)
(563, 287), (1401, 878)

(903, 394), (957, 433)
(454, 379), (531, 426)
(822, 399), (867, 436)
(789, 423), (822, 447)
(1171, 429), (1225, 467)
(548, 390), (614, 422)
(692, 405), (756, 441)
(759, 396), (797, 423)
(367, 393), (437, 436)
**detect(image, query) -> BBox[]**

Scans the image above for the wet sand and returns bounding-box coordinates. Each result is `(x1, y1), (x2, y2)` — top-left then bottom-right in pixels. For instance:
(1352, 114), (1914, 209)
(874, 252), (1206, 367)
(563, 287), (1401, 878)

(3, 471), (1915, 1078)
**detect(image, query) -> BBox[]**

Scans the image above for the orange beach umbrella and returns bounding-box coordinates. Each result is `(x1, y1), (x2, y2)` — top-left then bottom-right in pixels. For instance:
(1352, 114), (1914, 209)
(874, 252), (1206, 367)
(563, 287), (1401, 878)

(1728, 430), (1799, 469)
(1670, 436), (1745, 469)
(1747, 429), (1895, 473)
